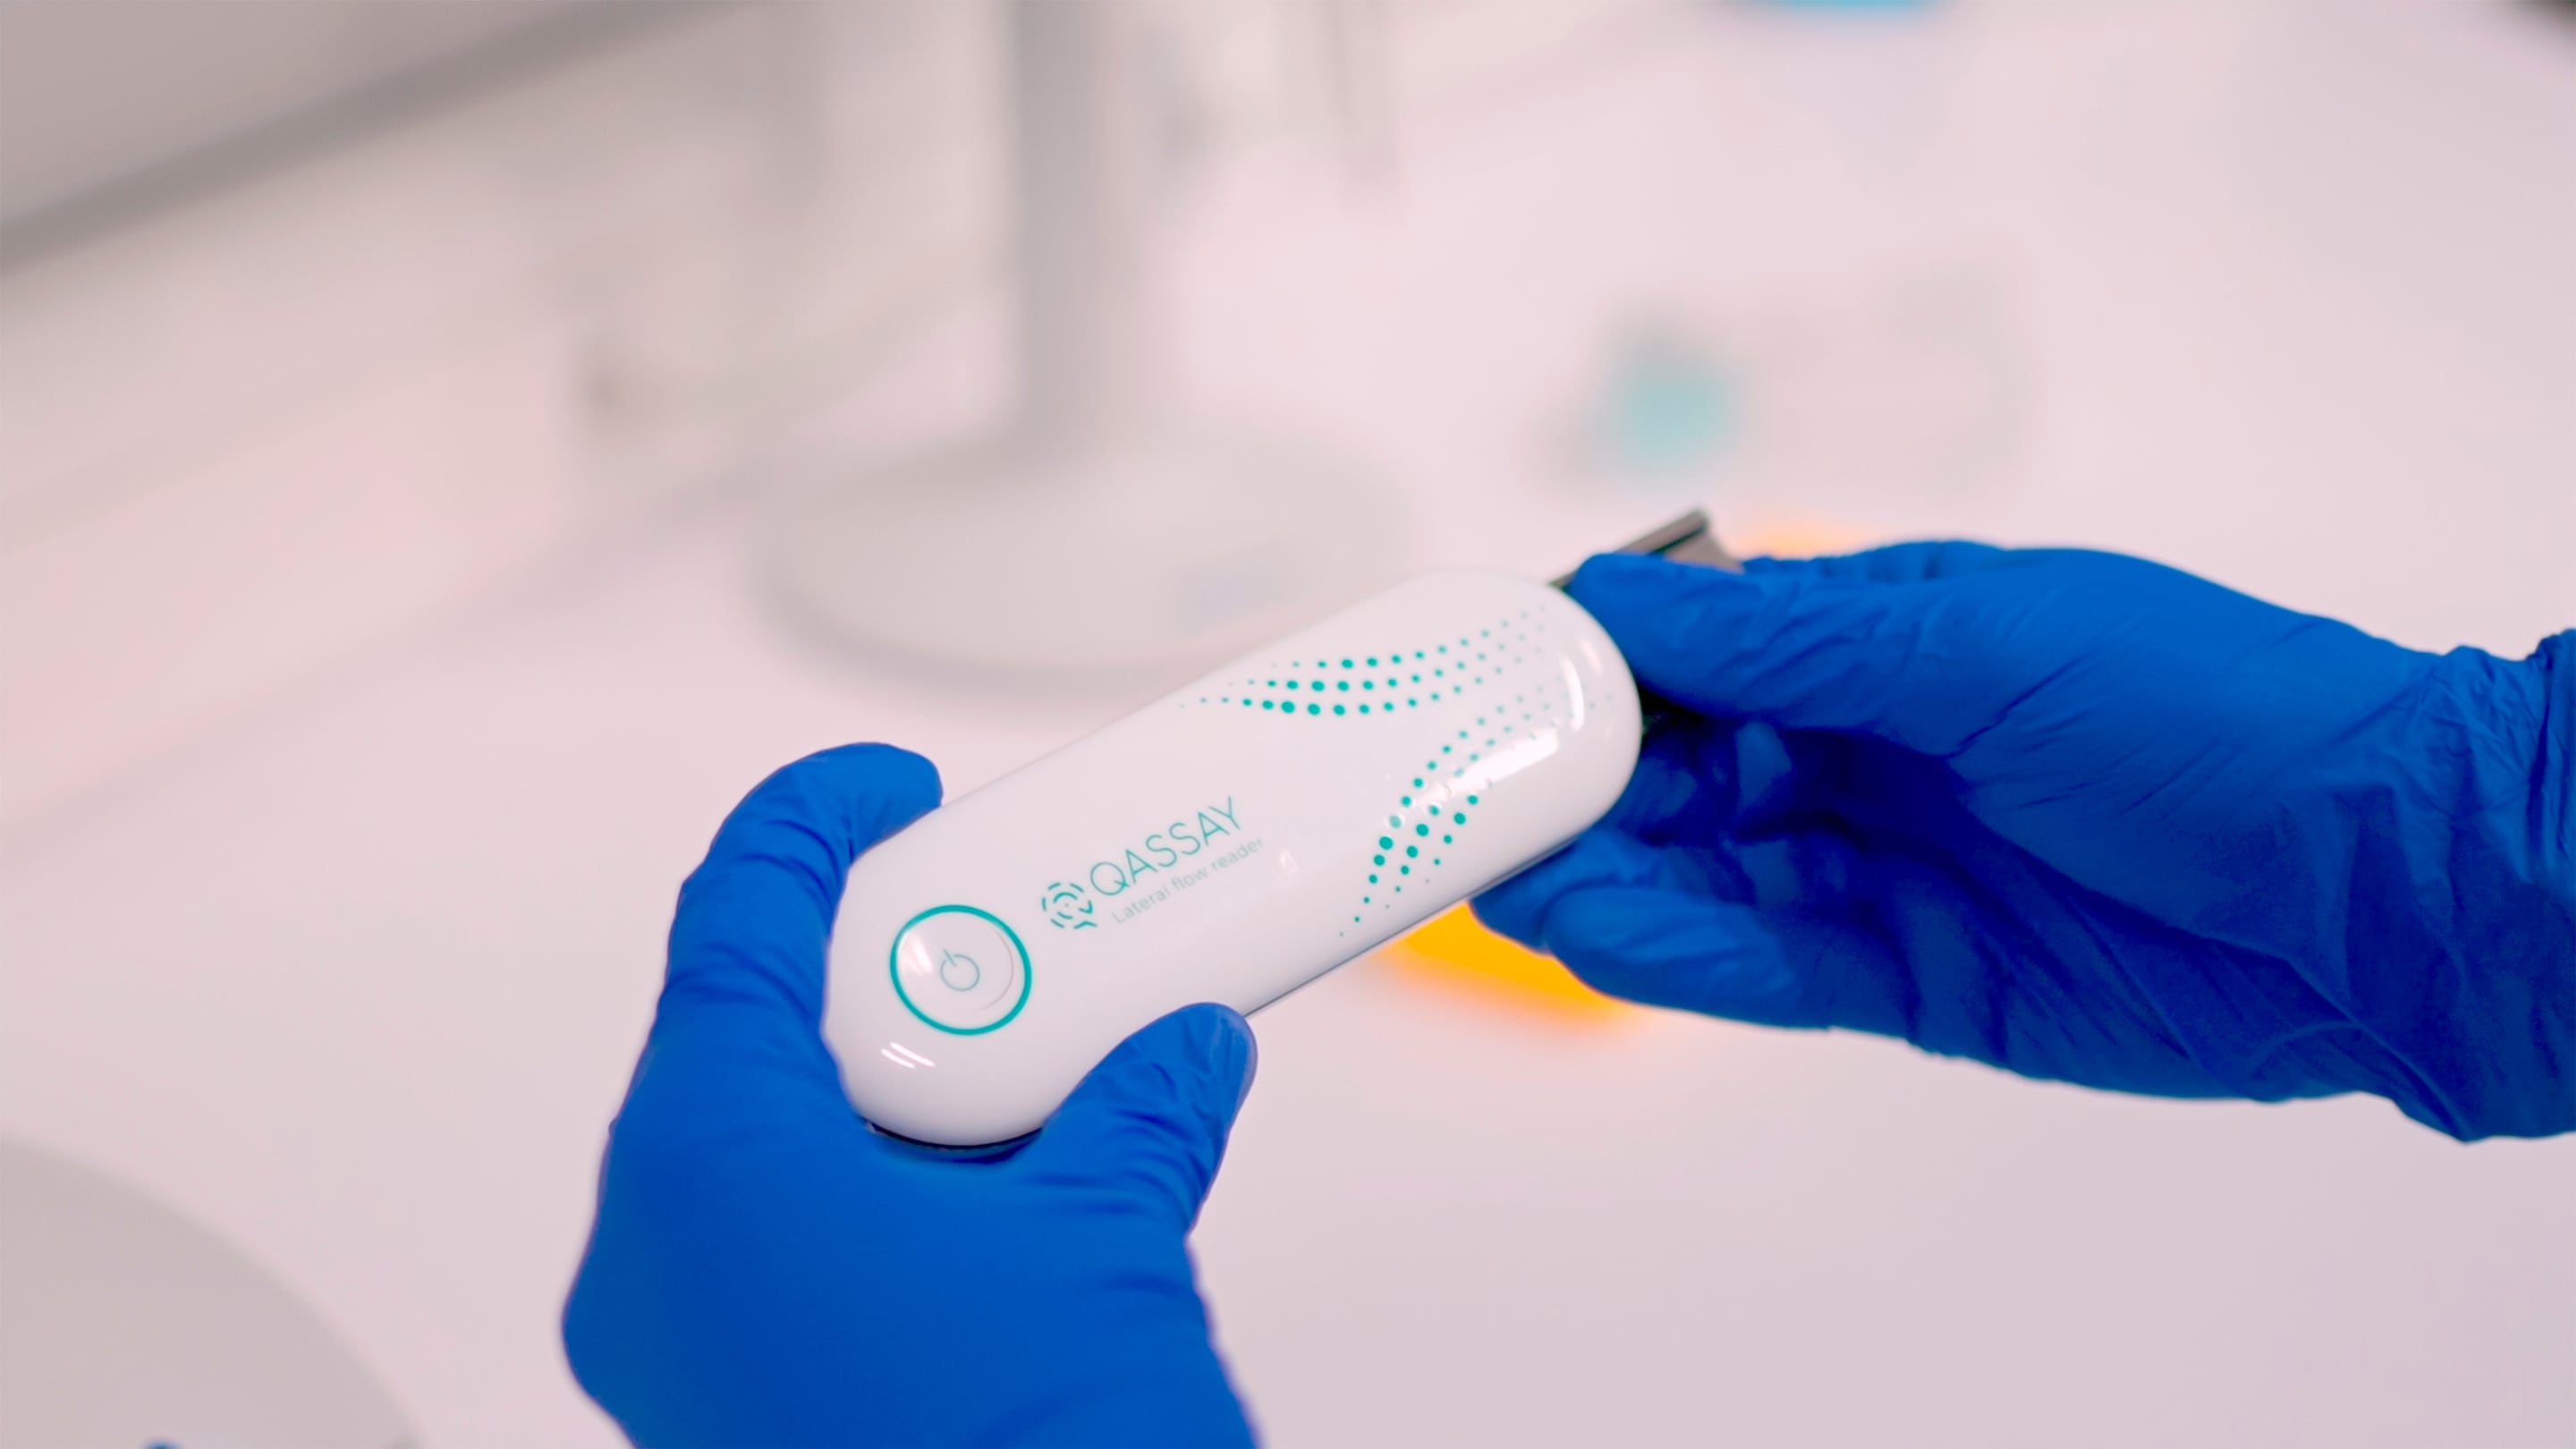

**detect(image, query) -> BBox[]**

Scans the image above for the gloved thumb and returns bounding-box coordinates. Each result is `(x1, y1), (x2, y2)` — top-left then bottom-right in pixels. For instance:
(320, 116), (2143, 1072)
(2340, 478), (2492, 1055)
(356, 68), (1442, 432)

(1571, 551), (2043, 758)
(1014, 1004), (1257, 1233)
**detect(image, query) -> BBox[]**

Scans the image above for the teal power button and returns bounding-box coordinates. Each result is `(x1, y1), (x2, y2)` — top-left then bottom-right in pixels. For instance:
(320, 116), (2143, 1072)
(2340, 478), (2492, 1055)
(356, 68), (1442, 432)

(889, 905), (1031, 1034)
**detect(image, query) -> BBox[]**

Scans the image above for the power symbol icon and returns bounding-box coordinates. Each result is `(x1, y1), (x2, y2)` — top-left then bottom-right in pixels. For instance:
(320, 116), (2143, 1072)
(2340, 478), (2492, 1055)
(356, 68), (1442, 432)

(888, 905), (1030, 1035)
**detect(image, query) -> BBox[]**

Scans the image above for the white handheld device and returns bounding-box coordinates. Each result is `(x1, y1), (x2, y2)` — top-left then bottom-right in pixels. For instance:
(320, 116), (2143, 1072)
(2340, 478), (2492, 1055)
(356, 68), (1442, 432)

(825, 514), (1733, 1146)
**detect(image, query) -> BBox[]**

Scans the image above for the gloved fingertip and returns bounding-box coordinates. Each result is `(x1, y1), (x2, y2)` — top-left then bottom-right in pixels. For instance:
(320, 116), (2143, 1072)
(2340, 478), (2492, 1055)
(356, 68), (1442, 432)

(801, 742), (945, 841)
(1172, 1002), (1258, 1116)
(800, 739), (942, 777)
(1060, 1005), (1256, 1141)
(1019, 1006), (1255, 1221)
(1467, 886), (1541, 949)
(1226, 1013), (1259, 1114)
(716, 743), (945, 869)
(667, 744), (948, 1038)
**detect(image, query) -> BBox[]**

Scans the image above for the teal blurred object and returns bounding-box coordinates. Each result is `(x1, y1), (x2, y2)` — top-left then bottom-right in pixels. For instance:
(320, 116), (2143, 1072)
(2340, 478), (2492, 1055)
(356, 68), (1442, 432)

(1605, 335), (1738, 478)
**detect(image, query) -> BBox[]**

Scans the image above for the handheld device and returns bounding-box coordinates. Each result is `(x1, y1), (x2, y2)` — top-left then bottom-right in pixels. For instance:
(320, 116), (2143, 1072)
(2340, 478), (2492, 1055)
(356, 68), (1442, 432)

(826, 513), (1735, 1145)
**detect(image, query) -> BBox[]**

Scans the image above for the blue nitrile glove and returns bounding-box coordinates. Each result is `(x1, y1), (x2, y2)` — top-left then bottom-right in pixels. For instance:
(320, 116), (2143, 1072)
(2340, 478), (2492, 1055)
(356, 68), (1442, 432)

(564, 745), (1258, 1447)
(1477, 545), (2574, 1140)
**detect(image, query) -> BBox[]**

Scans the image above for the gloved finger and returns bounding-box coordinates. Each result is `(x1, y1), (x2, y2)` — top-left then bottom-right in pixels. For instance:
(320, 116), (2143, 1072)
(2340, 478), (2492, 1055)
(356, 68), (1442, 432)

(1474, 822), (1798, 945)
(1724, 719), (1811, 836)
(1535, 886), (1903, 1033)
(1745, 539), (2015, 584)
(1471, 826), (1711, 949)
(1571, 552), (2057, 758)
(657, 744), (942, 1063)
(1597, 716), (1741, 843)
(1014, 1004), (1257, 1233)
(1610, 715), (1869, 852)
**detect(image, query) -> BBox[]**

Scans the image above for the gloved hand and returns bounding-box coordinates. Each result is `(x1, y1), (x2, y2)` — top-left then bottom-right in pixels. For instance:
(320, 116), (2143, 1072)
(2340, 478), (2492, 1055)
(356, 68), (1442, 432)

(564, 745), (1258, 1447)
(1478, 545), (2574, 1140)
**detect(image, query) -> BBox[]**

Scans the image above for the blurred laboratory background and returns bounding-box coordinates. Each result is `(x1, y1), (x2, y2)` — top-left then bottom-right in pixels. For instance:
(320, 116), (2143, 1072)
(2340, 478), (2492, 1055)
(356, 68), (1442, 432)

(3, 0), (2572, 1445)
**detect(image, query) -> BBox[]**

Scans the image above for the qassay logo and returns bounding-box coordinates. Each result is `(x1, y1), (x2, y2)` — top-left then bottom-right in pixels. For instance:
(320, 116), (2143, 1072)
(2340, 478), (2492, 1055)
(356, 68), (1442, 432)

(1039, 879), (1097, 930)
(1039, 796), (1258, 929)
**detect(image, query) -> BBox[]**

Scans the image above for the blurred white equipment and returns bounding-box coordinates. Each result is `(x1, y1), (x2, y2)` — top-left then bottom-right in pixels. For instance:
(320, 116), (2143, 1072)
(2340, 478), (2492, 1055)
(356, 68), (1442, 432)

(764, 0), (1406, 682)
(0, 1139), (414, 1449)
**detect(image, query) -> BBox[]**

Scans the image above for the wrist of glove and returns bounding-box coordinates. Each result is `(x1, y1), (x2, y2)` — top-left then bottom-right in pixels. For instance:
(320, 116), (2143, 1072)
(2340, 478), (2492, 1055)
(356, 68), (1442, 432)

(2342, 630), (2575, 1135)
(2117, 626), (2575, 1137)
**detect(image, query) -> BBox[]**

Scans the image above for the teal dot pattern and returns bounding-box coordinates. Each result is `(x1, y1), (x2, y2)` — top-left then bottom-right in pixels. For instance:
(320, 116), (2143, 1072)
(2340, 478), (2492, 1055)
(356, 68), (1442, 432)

(1187, 614), (1544, 724)
(1178, 603), (1585, 933)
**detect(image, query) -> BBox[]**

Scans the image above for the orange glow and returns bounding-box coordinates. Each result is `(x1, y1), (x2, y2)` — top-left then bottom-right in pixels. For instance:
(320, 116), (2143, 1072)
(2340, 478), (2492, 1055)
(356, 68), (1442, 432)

(1733, 516), (1877, 562)
(1381, 904), (1631, 1023)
